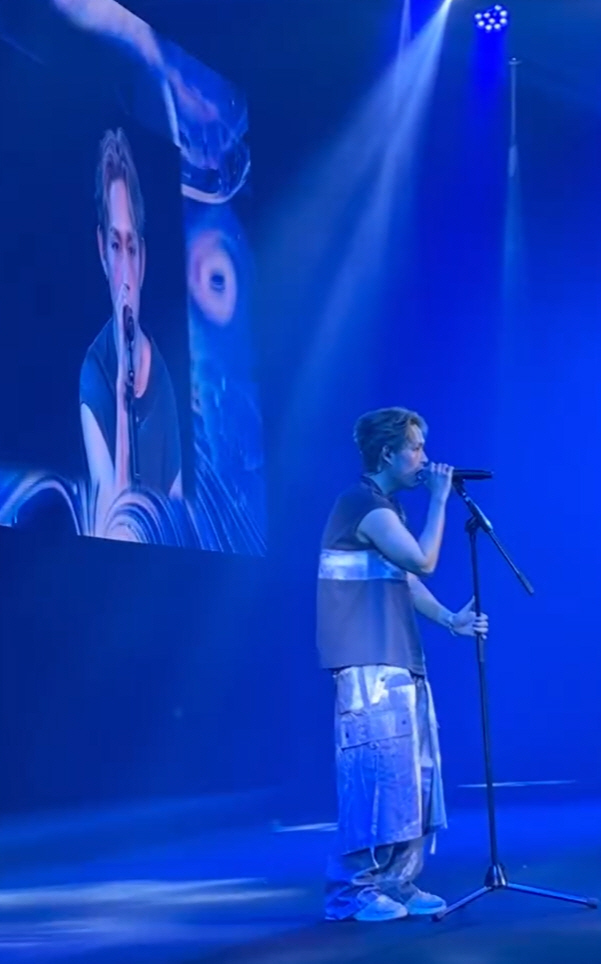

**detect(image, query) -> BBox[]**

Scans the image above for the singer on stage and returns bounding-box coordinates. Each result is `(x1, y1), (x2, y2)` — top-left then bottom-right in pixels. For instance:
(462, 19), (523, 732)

(79, 127), (182, 529)
(318, 407), (488, 922)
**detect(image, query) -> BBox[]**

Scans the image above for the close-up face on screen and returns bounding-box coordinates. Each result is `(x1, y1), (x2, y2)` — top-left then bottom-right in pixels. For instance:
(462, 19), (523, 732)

(0, 0), (265, 555)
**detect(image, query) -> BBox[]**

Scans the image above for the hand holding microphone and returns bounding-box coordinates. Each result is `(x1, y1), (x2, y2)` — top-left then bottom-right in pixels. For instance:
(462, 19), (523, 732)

(422, 463), (454, 503)
(420, 464), (494, 502)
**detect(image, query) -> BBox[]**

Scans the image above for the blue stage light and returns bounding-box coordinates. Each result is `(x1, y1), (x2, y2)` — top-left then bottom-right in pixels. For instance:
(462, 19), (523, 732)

(474, 4), (509, 33)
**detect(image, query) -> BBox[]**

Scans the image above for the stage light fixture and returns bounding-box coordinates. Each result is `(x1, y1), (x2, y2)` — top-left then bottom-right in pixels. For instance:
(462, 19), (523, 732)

(474, 4), (509, 33)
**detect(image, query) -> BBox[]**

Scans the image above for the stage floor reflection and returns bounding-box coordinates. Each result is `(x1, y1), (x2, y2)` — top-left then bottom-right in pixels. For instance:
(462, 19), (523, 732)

(0, 798), (599, 963)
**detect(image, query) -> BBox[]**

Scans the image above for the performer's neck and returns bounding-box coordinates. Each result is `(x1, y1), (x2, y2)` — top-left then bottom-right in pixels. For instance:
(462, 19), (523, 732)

(365, 471), (396, 496)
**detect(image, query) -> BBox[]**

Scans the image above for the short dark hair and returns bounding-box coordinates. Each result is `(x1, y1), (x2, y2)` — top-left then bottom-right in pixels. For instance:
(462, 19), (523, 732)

(353, 407), (427, 472)
(96, 127), (145, 245)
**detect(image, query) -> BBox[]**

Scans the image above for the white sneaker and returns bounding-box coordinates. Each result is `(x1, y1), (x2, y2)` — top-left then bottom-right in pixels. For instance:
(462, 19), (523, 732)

(403, 888), (447, 916)
(353, 894), (409, 922)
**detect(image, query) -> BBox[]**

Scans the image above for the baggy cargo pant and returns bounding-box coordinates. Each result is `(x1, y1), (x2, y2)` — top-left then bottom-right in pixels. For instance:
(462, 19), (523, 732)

(325, 665), (446, 920)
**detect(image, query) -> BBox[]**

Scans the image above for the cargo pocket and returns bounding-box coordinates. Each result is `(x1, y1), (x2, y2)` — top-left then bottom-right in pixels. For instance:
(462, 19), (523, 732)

(337, 708), (412, 750)
(335, 707), (420, 853)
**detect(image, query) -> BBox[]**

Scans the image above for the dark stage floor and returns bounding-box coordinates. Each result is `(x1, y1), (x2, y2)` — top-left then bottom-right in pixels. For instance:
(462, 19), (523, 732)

(0, 799), (599, 964)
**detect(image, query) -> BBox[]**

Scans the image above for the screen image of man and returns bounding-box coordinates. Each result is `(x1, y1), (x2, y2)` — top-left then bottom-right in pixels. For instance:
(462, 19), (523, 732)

(317, 407), (489, 922)
(80, 127), (182, 532)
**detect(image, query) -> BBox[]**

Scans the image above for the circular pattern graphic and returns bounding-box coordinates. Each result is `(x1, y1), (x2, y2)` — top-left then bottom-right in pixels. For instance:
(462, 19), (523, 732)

(188, 229), (238, 325)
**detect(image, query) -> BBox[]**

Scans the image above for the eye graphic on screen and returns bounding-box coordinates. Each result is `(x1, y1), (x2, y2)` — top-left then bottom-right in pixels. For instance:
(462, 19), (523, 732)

(188, 230), (238, 326)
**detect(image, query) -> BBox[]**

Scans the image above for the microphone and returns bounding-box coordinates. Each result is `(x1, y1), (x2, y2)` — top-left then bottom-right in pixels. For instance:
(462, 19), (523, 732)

(452, 469), (493, 482)
(417, 467), (493, 486)
(123, 305), (135, 345)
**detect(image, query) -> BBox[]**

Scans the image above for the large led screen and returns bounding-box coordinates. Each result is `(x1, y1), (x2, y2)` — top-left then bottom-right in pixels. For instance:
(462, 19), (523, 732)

(0, 0), (265, 553)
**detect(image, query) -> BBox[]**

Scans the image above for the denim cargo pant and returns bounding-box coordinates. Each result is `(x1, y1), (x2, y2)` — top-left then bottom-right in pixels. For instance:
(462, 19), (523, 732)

(325, 665), (446, 920)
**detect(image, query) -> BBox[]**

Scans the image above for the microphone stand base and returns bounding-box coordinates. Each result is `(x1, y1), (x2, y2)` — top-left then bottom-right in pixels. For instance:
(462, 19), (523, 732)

(433, 864), (598, 921)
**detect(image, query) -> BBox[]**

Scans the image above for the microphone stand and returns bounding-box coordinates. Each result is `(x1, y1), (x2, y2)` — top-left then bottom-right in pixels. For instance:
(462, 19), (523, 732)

(434, 481), (598, 921)
(125, 321), (141, 489)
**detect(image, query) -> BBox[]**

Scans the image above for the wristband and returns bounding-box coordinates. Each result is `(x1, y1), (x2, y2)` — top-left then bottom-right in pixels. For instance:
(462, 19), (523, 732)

(442, 609), (457, 635)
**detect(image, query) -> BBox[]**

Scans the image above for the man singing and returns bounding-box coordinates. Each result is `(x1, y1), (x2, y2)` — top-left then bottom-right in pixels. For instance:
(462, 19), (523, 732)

(80, 128), (182, 533)
(318, 407), (488, 922)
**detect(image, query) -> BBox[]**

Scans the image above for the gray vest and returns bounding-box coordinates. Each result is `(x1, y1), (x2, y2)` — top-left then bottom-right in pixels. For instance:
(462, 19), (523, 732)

(316, 547), (426, 675)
